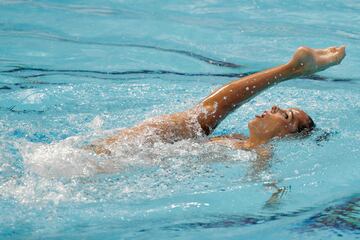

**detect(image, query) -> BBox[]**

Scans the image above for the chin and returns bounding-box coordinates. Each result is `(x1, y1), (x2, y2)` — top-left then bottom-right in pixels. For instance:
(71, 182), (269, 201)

(248, 118), (264, 133)
(248, 118), (276, 138)
(248, 118), (258, 128)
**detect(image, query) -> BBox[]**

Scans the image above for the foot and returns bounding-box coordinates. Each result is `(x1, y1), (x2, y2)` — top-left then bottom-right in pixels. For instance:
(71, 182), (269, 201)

(289, 46), (346, 75)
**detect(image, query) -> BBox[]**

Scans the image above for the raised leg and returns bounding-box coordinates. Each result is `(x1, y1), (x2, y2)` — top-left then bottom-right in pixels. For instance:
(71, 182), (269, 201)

(196, 46), (346, 134)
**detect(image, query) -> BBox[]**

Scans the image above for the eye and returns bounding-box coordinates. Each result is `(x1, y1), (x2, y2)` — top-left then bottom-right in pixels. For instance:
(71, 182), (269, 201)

(283, 112), (289, 119)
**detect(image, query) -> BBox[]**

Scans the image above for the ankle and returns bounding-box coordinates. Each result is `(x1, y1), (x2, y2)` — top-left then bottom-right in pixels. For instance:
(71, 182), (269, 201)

(288, 47), (316, 76)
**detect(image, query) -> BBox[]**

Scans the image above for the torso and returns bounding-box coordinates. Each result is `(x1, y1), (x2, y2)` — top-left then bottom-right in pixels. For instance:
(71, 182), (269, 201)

(88, 112), (271, 160)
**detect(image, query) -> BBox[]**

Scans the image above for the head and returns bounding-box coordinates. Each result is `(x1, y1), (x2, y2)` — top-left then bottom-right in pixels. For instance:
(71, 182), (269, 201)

(248, 106), (315, 143)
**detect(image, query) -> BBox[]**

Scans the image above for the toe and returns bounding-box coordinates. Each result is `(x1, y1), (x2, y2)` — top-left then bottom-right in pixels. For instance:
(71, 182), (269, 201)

(338, 45), (346, 57)
(331, 46), (346, 64)
(336, 47), (346, 63)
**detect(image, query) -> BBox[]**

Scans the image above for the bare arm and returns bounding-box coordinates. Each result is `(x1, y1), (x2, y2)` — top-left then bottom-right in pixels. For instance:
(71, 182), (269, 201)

(210, 137), (289, 207)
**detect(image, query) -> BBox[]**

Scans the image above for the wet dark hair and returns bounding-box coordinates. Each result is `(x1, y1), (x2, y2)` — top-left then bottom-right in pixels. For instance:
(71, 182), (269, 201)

(296, 115), (316, 134)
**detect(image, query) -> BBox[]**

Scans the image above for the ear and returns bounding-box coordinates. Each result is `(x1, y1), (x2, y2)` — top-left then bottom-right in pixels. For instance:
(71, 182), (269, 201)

(287, 122), (299, 133)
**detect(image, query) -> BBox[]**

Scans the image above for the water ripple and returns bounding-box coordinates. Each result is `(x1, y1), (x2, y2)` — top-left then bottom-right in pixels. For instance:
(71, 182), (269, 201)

(1, 65), (356, 84)
(0, 30), (242, 68)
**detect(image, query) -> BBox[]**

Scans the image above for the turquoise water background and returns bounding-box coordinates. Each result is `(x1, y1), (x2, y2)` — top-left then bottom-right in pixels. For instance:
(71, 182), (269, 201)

(0, 0), (359, 239)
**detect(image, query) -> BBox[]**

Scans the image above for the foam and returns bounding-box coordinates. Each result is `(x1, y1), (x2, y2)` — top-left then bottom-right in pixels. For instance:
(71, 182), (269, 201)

(20, 128), (256, 176)
(0, 128), (258, 205)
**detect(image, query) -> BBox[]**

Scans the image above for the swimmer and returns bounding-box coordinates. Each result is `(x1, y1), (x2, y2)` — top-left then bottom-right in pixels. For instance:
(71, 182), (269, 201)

(88, 46), (346, 157)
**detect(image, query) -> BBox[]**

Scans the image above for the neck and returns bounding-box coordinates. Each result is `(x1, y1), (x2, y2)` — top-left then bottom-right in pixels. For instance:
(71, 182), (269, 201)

(244, 134), (269, 148)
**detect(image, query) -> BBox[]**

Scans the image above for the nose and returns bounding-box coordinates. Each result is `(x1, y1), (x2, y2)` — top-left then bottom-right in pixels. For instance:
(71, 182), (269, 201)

(271, 105), (279, 113)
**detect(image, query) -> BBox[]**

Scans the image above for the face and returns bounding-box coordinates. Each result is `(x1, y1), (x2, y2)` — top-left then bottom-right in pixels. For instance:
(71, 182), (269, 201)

(248, 106), (310, 140)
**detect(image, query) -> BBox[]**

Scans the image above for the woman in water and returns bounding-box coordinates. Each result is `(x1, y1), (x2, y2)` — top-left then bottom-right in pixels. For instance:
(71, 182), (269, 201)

(89, 46), (346, 157)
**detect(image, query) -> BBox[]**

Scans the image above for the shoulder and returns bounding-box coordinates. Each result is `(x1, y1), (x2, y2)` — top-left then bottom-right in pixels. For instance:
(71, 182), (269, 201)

(209, 134), (247, 149)
(210, 133), (247, 142)
(209, 135), (273, 160)
(254, 145), (273, 160)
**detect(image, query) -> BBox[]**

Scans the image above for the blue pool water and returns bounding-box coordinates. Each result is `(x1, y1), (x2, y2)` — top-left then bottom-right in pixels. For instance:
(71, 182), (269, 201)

(0, 0), (359, 239)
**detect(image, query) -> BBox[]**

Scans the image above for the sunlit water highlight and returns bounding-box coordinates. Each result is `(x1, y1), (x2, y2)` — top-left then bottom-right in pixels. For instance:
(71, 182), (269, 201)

(0, 0), (360, 239)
